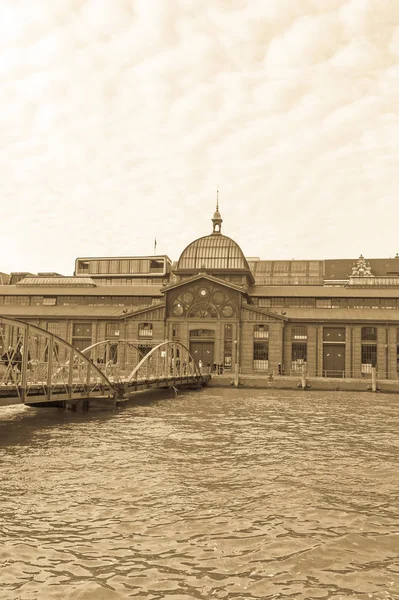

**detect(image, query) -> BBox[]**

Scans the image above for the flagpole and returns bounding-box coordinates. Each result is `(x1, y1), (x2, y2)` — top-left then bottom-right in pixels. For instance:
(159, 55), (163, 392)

(154, 238), (157, 255)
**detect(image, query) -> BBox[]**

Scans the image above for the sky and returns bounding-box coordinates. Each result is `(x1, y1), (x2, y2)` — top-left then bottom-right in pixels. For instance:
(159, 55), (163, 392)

(1, 0), (399, 275)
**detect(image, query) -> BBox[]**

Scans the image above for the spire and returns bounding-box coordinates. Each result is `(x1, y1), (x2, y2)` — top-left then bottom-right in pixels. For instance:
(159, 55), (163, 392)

(212, 189), (223, 234)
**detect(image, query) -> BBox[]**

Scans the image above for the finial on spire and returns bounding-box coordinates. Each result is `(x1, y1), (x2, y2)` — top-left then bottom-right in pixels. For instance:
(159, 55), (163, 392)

(212, 189), (223, 234)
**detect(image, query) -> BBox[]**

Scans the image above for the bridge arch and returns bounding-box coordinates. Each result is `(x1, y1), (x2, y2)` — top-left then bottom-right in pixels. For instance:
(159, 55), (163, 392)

(127, 340), (201, 382)
(0, 316), (115, 403)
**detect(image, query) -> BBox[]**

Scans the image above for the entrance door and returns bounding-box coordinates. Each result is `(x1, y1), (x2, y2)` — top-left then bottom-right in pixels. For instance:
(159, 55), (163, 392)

(323, 344), (345, 377)
(189, 341), (214, 370)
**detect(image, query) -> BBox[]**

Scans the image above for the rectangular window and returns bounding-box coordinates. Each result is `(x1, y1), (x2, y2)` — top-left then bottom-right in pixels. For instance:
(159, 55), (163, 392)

(270, 298), (284, 308)
(348, 298), (361, 308)
(98, 260), (109, 274)
(253, 341), (268, 371)
(43, 297), (57, 306)
(258, 298), (272, 308)
(316, 298), (332, 308)
(224, 324), (232, 369)
(273, 261), (289, 274)
(361, 345), (377, 373)
(106, 323), (120, 338)
(381, 298), (397, 309)
(4, 296), (30, 305)
(150, 259), (164, 273)
(361, 327), (377, 341)
(291, 342), (307, 371)
(285, 298), (315, 308)
(172, 323), (180, 339)
(78, 261), (90, 273)
(292, 326), (307, 340)
(138, 323), (153, 338)
(309, 261), (322, 275)
(254, 324), (269, 338)
(291, 261), (307, 273)
(331, 298), (348, 309)
(47, 322), (61, 336)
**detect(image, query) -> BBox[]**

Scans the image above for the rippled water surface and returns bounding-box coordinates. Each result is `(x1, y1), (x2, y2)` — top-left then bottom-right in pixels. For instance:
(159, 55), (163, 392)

(0, 388), (398, 600)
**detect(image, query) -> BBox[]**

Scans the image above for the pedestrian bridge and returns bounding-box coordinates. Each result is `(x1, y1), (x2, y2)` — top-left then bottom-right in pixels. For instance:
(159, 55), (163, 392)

(0, 317), (209, 409)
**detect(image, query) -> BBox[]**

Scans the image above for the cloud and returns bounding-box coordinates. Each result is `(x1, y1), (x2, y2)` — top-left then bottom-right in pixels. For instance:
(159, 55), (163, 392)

(1, 0), (399, 273)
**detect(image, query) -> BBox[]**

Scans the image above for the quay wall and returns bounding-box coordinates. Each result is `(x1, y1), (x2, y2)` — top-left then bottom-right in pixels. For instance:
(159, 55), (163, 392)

(208, 374), (399, 395)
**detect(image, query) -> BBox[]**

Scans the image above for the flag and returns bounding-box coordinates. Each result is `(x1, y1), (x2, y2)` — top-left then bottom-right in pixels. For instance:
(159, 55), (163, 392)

(154, 238), (157, 255)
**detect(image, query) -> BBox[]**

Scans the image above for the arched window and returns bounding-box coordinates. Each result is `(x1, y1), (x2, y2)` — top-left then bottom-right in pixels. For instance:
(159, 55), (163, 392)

(187, 303), (218, 318)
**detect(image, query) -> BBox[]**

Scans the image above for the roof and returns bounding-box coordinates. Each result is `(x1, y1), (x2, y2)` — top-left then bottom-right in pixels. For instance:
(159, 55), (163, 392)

(0, 284), (163, 297)
(0, 305), (126, 318)
(250, 285), (399, 298)
(176, 234), (251, 273)
(283, 308), (399, 322)
(325, 257), (399, 279)
(17, 277), (96, 287)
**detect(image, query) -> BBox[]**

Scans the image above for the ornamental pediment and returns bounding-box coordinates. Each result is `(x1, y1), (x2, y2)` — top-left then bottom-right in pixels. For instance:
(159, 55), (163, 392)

(166, 277), (240, 319)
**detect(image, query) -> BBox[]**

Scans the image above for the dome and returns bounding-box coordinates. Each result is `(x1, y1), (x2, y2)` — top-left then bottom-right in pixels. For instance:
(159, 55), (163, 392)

(176, 234), (251, 273)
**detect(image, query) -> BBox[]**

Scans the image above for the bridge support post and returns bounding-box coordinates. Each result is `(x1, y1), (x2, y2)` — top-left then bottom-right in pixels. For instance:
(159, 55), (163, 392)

(64, 399), (89, 412)
(64, 397), (116, 411)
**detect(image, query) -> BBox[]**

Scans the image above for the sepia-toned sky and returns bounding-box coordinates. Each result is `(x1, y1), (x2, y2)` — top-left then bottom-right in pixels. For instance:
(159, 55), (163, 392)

(1, 0), (399, 275)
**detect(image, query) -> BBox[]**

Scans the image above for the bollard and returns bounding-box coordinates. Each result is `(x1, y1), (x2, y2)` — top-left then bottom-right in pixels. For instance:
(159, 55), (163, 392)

(301, 364), (307, 390)
(371, 366), (377, 392)
(234, 363), (239, 388)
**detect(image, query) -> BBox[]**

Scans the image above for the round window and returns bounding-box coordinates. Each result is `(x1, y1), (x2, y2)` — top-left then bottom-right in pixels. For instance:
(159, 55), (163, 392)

(222, 304), (234, 318)
(212, 291), (225, 305)
(182, 292), (194, 304)
(172, 303), (184, 317)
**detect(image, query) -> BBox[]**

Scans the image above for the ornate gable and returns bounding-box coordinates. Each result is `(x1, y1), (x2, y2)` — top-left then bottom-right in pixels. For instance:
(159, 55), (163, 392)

(350, 255), (374, 278)
(166, 277), (240, 320)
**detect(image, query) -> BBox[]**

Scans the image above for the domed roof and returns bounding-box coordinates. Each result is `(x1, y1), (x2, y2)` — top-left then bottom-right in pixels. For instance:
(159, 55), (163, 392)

(176, 233), (251, 273)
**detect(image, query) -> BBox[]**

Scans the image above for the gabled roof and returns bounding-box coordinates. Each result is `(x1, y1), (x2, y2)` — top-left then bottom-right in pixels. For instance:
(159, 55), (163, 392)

(242, 303), (288, 322)
(162, 272), (248, 295)
(120, 301), (166, 319)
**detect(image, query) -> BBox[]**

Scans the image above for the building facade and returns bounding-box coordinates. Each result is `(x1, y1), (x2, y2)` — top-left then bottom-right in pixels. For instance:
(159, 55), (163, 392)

(1, 206), (399, 378)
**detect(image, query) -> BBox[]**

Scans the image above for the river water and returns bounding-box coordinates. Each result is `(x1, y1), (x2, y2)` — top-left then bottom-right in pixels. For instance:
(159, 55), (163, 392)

(0, 388), (398, 600)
